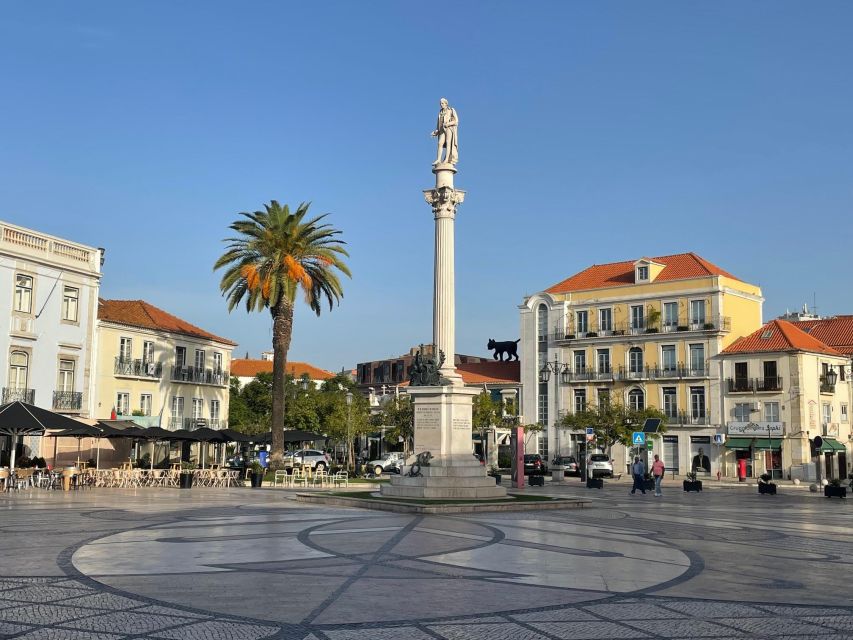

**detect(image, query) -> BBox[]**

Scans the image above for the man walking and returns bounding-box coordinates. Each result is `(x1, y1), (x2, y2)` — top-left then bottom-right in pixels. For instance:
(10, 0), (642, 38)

(630, 456), (646, 495)
(652, 454), (665, 497)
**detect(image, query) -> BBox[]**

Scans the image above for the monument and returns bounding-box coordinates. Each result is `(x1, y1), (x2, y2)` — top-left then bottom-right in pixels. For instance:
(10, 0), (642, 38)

(381, 99), (508, 500)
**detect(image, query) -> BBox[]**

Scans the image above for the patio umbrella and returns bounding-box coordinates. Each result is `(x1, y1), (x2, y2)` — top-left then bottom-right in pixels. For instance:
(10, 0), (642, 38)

(96, 421), (149, 468)
(47, 423), (104, 467)
(190, 428), (230, 469)
(219, 429), (253, 443)
(0, 401), (87, 471)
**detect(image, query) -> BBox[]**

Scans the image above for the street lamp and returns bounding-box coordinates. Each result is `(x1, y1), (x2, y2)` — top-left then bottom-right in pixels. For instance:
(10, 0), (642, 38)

(538, 357), (570, 463)
(346, 391), (353, 472)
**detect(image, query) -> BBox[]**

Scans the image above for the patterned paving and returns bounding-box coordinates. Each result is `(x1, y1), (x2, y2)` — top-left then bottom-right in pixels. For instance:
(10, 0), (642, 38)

(0, 485), (851, 638)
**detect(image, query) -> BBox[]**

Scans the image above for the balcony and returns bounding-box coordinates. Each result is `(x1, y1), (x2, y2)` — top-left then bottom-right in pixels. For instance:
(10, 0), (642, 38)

(115, 357), (163, 379)
(727, 377), (784, 393)
(755, 377), (783, 392)
(666, 411), (711, 425)
(2, 387), (35, 404)
(648, 366), (681, 380)
(170, 366), (229, 387)
(617, 366), (649, 381)
(52, 391), (83, 411)
(182, 418), (227, 430)
(555, 316), (731, 342)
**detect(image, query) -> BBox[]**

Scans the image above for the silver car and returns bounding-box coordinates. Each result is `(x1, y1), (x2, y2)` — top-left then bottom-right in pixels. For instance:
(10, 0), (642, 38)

(367, 452), (404, 476)
(284, 449), (331, 472)
(587, 453), (614, 478)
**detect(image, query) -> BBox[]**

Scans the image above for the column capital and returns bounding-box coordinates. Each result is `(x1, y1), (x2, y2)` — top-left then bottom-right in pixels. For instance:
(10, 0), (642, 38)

(424, 187), (465, 219)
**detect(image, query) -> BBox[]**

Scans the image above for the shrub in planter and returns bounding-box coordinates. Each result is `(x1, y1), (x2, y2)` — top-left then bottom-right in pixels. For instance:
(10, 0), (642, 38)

(586, 331), (598, 338)
(676, 325), (689, 332)
(683, 472), (703, 492)
(644, 327), (659, 334)
(565, 334), (575, 340)
(824, 479), (847, 499)
(703, 322), (715, 330)
(248, 461), (265, 488)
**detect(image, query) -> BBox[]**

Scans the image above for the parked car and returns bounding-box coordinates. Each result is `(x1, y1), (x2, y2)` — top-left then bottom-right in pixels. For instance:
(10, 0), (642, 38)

(554, 455), (580, 476)
(587, 453), (614, 478)
(523, 454), (547, 475)
(284, 449), (331, 472)
(367, 452), (404, 476)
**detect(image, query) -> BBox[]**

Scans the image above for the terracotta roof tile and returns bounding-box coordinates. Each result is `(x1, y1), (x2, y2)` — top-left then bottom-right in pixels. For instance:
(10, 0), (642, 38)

(721, 319), (841, 356)
(789, 316), (853, 357)
(457, 361), (520, 385)
(231, 359), (335, 380)
(98, 299), (236, 346)
(545, 252), (742, 294)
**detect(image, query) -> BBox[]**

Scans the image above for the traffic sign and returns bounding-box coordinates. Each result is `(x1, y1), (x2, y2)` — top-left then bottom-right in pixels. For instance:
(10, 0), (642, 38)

(585, 427), (595, 442)
(713, 434), (725, 445)
(632, 432), (646, 446)
(646, 440), (654, 451)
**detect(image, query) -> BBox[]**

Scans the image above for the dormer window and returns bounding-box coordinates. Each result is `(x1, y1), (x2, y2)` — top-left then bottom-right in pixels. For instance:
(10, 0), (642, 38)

(636, 265), (649, 282)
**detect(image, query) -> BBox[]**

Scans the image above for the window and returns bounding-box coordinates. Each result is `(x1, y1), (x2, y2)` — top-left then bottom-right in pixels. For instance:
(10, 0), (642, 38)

(663, 302), (678, 329)
(574, 389), (586, 413)
(576, 310), (588, 335)
(841, 367), (847, 382)
(194, 350), (205, 370)
(140, 394), (152, 416)
(537, 382), (548, 425)
(690, 387), (706, 420)
(8, 352), (28, 389)
(628, 347), (644, 373)
(537, 304), (548, 343)
(597, 349), (610, 373)
(630, 305), (644, 331)
(598, 308), (612, 333)
(573, 350), (586, 372)
(57, 360), (75, 392)
(628, 388), (645, 411)
(661, 345), (677, 372)
(192, 398), (204, 419)
(171, 396), (184, 418)
(14, 275), (33, 313)
(688, 344), (705, 374)
(598, 389), (610, 409)
(142, 341), (154, 363)
(637, 265), (649, 281)
(175, 346), (187, 368)
(210, 399), (220, 422)
(213, 352), (223, 372)
(822, 403), (831, 427)
(116, 392), (130, 415)
(119, 337), (132, 362)
(734, 403), (751, 422)
(538, 433), (548, 459)
(663, 387), (677, 418)
(764, 401), (779, 423)
(690, 299), (706, 326)
(842, 404), (848, 423)
(62, 286), (79, 321)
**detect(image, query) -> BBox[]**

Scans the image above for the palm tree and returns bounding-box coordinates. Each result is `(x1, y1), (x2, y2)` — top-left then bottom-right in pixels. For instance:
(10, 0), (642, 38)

(214, 200), (350, 467)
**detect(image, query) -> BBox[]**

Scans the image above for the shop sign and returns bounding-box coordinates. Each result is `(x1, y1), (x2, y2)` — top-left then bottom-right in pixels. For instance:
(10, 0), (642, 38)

(727, 422), (783, 436)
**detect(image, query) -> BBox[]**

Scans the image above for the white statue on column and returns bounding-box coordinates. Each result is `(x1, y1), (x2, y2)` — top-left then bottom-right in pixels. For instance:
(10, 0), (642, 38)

(431, 97), (459, 166)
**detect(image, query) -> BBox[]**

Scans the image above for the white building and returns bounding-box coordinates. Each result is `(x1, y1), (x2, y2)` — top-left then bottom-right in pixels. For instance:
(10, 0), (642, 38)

(0, 221), (102, 464)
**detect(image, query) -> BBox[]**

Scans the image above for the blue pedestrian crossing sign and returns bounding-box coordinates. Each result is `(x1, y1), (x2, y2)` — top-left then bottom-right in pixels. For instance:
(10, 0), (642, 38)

(632, 432), (646, 446)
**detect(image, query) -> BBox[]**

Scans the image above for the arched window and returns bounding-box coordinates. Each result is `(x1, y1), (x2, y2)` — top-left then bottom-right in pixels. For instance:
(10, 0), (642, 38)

(9, 352), (28, 389)
(628, 347), (644, 373)
(628, 388), (645, 411)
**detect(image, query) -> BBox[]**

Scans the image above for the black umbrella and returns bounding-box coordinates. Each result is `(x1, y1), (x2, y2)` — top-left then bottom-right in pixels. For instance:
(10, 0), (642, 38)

(47, 423), (104, 467)
(0, 401), (87, 470)
(219, 428), (253, 443)
(167, 429), (202, 441)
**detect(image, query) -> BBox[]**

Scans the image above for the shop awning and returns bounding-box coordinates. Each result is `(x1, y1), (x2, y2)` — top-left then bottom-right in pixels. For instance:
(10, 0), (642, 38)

(753, 438), (783, 451)
(724, 437), (754, 450)
(819, 438), (846, 452)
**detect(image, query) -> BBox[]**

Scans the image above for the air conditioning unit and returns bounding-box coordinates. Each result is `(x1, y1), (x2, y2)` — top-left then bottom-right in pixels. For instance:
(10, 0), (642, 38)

(749, 402), (761, 412)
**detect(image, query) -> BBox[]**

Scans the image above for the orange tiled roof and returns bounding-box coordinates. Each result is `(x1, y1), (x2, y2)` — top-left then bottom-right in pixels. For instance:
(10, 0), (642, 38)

(721, 319), (842, 356)
(545, 252), (741, 294)
(98, 299), (236, 346)
(457, 361), (520, 385)
(231, 359), (335, 380)
(790, 316), (853, 357)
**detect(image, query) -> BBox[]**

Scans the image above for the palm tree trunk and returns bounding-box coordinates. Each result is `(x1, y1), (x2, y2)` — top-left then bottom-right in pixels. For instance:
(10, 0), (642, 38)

(269, 298), (294, 468)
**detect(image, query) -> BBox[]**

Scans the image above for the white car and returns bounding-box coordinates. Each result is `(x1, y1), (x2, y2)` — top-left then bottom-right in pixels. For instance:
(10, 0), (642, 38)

(587, 453), (614, 478)
(367, 452), (404, 476)
(284, 449), (331, 472)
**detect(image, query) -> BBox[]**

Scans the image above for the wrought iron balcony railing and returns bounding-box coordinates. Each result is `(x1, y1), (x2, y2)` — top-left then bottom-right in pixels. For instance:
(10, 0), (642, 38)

(2, 387), (35, 404)
(170, 366), (229, 386)
(114, 357), (163, 378)
(53, 391), (83, 411)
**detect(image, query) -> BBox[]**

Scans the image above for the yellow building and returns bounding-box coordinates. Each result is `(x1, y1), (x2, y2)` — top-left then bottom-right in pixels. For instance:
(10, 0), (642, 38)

(93, 300), (235, 465)
(520, 252), (763, 475)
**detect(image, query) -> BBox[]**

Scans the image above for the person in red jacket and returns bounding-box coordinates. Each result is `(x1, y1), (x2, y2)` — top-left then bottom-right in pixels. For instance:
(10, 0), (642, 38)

(651, 454), (666, 497)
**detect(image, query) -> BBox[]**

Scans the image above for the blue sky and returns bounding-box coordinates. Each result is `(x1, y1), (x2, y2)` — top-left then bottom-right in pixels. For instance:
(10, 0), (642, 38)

(2, 1), (851, 371)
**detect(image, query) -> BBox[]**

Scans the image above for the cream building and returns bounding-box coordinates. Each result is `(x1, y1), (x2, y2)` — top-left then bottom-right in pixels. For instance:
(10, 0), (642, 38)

(716, 319), (850, 481)
(520, 252), (763, 475)
(95, 300), (235, 430)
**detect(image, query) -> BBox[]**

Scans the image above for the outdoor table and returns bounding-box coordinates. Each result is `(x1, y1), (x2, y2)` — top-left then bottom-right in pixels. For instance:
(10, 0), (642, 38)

(61, 467), (79, 491)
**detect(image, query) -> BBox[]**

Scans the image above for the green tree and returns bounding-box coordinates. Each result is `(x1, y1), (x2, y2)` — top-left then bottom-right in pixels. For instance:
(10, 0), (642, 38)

(214, 201), (350, 467)
(371, 395), (414, 457)
(559, 400), (666, 452)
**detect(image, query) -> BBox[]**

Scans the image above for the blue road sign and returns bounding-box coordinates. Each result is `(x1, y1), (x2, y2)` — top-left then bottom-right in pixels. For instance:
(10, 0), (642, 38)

(585, 427), (594, 435)
(632, 432), (646, 446)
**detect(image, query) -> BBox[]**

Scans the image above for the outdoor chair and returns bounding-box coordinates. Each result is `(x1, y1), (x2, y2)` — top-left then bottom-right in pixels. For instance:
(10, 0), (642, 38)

(312, 470), (329, 487)
(332, 471), (348, 487)
(291, 469), (308, 488)
(273, 470), (289, 487)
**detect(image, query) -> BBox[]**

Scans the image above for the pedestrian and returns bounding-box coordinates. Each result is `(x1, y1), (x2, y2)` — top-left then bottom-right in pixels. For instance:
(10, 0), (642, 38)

(651, 454), (665, 497)
(630, 456), (646, 495)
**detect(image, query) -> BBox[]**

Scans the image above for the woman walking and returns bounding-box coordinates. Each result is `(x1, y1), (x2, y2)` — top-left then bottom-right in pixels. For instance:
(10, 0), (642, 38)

(652, 454), (666, 497)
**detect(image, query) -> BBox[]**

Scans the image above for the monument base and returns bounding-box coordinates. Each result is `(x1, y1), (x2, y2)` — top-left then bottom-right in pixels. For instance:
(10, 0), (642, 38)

(381, 386), (507, 500)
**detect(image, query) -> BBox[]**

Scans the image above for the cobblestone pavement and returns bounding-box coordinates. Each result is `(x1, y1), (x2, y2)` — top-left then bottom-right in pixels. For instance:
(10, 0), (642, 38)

(0, 483), (851, 639)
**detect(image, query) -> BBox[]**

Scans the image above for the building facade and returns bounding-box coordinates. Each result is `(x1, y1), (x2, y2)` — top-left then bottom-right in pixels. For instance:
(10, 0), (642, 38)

(520, 252), (763, 474)
(0, 221), (103, 464)
(717, 319), (851, 481)
(95, 300), (235, 430)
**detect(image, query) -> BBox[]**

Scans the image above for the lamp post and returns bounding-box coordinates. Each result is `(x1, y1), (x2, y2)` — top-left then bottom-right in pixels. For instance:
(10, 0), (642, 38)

(538, 357), (570, 464)
(346, 391), (353, 472)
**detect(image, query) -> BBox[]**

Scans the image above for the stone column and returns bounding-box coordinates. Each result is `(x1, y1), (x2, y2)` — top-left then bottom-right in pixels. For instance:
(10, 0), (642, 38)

(424, 163), (465, 386)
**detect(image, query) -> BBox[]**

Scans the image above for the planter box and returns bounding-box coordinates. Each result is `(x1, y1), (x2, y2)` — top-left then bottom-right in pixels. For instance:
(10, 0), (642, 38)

(179, 472), (194, 489)
(529, 475), (545, 487)
(586, 478), (604, 489)
(758, 482), (777, 495)
(250, 472), (264, 488)
(824, 485), (847, 499)
(683, 480), (703, 492)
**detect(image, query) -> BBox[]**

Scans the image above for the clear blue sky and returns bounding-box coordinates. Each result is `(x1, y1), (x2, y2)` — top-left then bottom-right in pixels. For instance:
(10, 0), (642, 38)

(2, 2), (851, 371)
